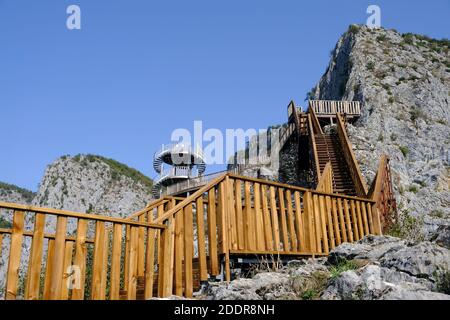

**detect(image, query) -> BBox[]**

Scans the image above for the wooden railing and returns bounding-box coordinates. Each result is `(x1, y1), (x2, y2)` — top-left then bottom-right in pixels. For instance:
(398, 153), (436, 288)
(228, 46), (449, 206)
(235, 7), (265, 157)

(336, 113), (368, 197)
(368, 155), (397, 232)
(316, 162), (333, 194)
(307, 114), (321, 185)
(309, 100), (361, 116)
(0, 201), (166, 300)
(309, 106), (324, 135)
(148, 172), (380, 297)
(1, 173), (383, 300)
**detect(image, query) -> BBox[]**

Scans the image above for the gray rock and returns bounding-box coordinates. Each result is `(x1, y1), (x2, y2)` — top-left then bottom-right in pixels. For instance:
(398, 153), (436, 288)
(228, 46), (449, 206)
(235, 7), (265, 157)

(321, 264), (449, 300)
(206, 272), (292, 300)
(380, 241), (450, 279)
(327, 235), (406, 264)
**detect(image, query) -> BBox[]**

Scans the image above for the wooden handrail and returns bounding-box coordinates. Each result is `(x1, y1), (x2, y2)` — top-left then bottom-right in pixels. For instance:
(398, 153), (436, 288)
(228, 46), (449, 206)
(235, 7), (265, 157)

(0, 228), (95, 243)
(307, 113), (322, 184)
(369, 155), (388, 201)
(227, 173), (375, 203)
(153, 173), (228, 224)
(316, 162), (333, 193)
(309, 106), (324, 135)
(335, 113), (368, 197)
(0, 201), (166, 229)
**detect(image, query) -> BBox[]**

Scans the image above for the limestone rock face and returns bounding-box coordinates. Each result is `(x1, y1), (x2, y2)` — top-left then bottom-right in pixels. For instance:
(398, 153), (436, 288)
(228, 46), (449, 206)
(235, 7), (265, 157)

(310, 25), (450, 240)
(33, 155), (153, 217)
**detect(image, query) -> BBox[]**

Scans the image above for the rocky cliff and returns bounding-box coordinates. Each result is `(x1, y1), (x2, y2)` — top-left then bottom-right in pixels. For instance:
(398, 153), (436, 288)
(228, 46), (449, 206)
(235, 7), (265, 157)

(309, 25), (450, 241)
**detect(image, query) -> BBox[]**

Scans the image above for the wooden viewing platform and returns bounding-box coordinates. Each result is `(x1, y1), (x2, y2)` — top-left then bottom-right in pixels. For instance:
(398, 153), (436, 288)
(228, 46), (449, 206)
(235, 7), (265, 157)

(0, 100), (396, 300)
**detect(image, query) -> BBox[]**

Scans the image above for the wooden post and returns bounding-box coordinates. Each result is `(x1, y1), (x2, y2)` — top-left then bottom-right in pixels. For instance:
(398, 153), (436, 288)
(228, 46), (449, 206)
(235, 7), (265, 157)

(71, 219), (87, 300)
(25, 213), (46, 300)
(49, 216), (67, 300)
(110, 223), (123, 300)
(5, 210), (25, 300)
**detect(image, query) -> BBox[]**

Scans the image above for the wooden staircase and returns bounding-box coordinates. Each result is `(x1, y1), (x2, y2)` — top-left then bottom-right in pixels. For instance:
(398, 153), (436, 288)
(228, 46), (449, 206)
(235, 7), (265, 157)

(315, 133), (357, 196)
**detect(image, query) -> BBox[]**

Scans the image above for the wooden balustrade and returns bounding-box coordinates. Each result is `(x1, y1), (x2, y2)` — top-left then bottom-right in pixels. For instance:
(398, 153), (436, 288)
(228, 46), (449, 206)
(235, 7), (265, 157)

(309, 100), (361, 116)
(1, 171), (382, 300)
(0, 201), (165, 300)
(307, 113), (322, 185)
(336, 113), (369, 197)
(368, 155), (397, 232)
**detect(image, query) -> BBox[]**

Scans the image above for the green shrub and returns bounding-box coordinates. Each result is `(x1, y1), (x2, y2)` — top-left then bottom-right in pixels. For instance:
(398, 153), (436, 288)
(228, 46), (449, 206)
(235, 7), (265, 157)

(402, 33), (414, 45)
(386, 210), (424, 241)
(0, 216), (12, 228)
(330, 259), (358, 279)
(399, 146), (409, 157)
(408, 185), (419, 193)
(388, 97), (395, 104)
(376, 34), (387, 42)
(348, 25), (360, 35)
(366, 61), (375, 71)
(436, 271), (450, 294)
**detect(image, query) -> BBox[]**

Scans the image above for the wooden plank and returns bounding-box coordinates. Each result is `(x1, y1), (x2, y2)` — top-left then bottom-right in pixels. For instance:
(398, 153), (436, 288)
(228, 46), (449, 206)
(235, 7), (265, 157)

(159, 217), (175, 297)
(261, 185), (273, 250)
(207, 189), (219, 276)
(366, 202), (375, 234)
(196, 198), (208, 282)
(157, 205), (164, 272)
(253, 183), (265, 251)
(5, 210), (25, 300)
(91, 221), (107, 300)
(318, 195), (329, 254)
(25, 213), (46, 300)
(343, 200), (354, 243)
(71, 219), (87, 300)
(325, 196), (335, 249)
(312, 194), (322, 253)
(234, 180), (245, 250)
(43, 239), (55, 300)
(303, 191), (316, 252)
(49, 216), (67, 300)
(126, 226), (138, 300)
(278, 188), (290, 252)
(137, 215), (145, 277)
(220, 181), (231, 282)
(244, 181), (253, 250)
(371, 203), (382, 236)
(361, 201), (370, 235)
(293, 191), (305, 252)
(355, 201), (365, 239)
(350, 200), (360, 241)
(110, 223), (123, 300)
(337, 198), (347, 243)
(226, 177), (238, 250)
(269, 186), (280, 251)
(331, 198), (341, 246)
(123, 225), (131, 291)
(184, 204), (194, 298)
(174, 209), (184, 296)
(144, 213), (156, 299)
(61, 241), (74, 300)
(285, 190), (298, 252)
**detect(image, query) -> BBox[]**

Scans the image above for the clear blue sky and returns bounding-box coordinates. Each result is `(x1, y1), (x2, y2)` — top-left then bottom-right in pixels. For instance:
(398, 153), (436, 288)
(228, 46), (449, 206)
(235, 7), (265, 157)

(1, 0), (449, 191)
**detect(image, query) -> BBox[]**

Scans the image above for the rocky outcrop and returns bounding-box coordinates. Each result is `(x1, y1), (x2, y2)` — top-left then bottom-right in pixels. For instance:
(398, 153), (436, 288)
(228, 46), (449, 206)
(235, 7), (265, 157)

(0, 182), (35, 205)
(310, 25), (450, 240)
(33, 154), (153, 217)
(205, 236), (450, 300)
